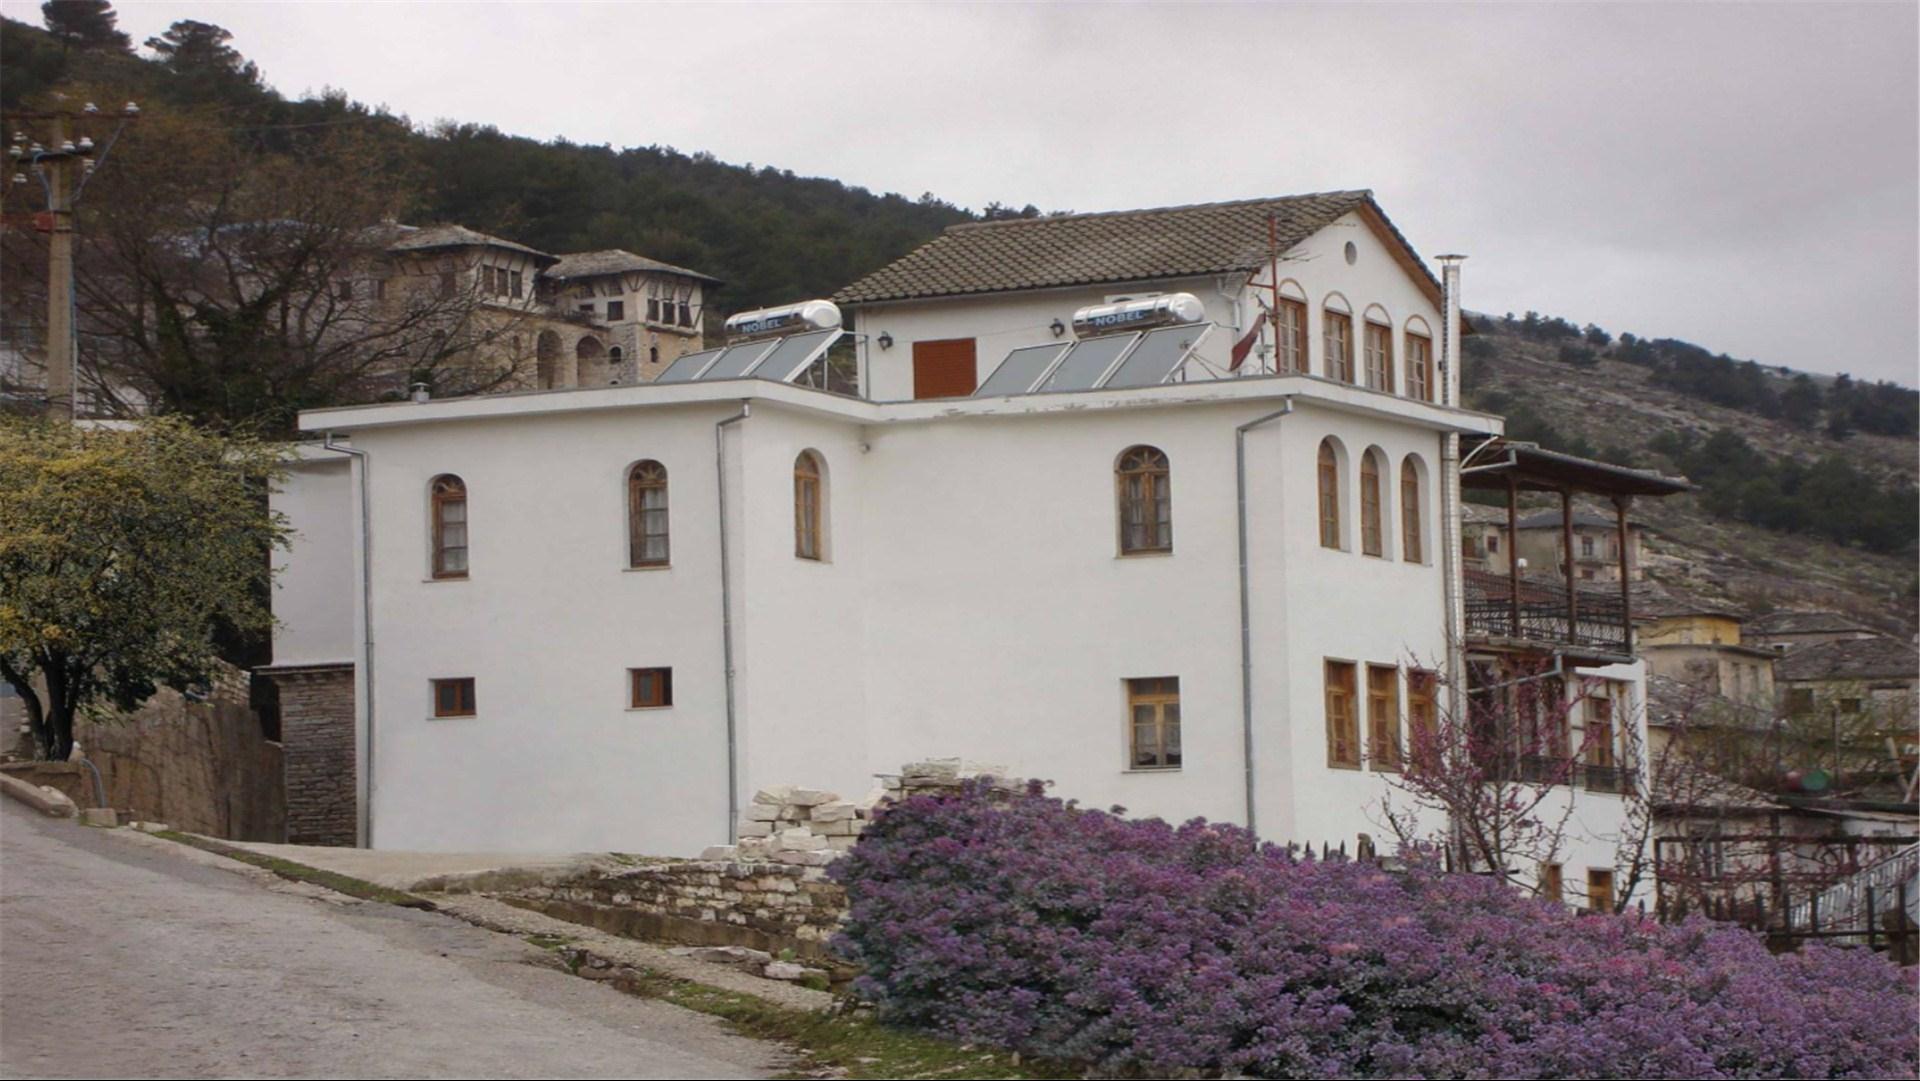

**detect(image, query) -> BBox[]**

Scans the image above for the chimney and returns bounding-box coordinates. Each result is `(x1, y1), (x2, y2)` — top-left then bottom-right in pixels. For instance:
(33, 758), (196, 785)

(1437, 254), (1465, 408)
(409, 382), (430, 404)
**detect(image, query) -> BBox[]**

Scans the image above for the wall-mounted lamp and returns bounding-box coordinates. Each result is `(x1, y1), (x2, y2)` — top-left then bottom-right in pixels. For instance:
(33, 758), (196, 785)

(1049, 318), (1066, 338)
(877, 331), (894, 350)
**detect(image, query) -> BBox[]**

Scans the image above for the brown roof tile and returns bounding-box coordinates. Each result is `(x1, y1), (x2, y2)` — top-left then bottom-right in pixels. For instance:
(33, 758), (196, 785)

(833, 190), (1424, 305)
(1776, 636), (1919, 683)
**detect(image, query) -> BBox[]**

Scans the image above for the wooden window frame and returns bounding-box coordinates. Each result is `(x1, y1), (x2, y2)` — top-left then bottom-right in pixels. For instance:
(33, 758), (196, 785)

(1323, 309), (1354, 383)
(1407, 332), (1433, 402)
(629, 667), (674, 709)
(1116, 445), (1172, 555)
(627, 460), (670, 568)
(1539, 862), (1564, 904)
(794, 451), (824, 561)
(1317, 440), (1341, 550)
(1359, 452), (1384, 557)
(1401, 459), (1424, 563)
(1364, 319), (1394, 392)
(431, 677), (476, 718)
(1325, 659), (1360, 769)
(1276, 297), (1308, 373)
(430, 475), (468, 580)
(1407, 668), (1438, 766)
(1584, 691), (1617, 769)
(1126, 676), (1182, 771)
(1587, 868), (1615, 912)
(1367, 664), (1401, 771)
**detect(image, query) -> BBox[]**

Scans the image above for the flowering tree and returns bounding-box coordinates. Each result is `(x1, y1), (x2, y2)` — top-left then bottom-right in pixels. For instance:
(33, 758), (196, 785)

(834, 781), (1918, 1079)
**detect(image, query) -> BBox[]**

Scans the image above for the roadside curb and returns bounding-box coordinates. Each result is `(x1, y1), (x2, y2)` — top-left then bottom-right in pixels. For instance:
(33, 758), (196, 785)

(0, 771), (77, 817)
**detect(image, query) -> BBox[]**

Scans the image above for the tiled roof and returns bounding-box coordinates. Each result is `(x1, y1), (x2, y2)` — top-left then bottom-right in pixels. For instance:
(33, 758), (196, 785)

(1746, 609), (1876, 637)
(1630, 579), (1744, 621)
(386, 223), (554, 263)
(833, 190), (1426, 305)
(1514, 508), (1641, 531)
(1776, 636), (1919, 683)
(546, 249), (722, 285)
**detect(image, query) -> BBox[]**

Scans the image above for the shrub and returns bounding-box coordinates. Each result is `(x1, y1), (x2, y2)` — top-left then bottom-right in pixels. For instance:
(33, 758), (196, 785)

(831, 783), (1917, 1079)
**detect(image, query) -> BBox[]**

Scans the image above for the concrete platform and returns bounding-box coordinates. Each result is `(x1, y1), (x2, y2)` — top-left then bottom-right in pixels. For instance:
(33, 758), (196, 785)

(217, 839), (608, 893)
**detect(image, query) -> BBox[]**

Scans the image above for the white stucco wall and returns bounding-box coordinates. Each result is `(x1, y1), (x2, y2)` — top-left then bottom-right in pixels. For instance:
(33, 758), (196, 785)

(270, 450), (356, 668)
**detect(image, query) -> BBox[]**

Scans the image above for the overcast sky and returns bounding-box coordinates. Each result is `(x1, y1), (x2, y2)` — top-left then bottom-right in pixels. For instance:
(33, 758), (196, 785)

(15, 1), (1917, 383)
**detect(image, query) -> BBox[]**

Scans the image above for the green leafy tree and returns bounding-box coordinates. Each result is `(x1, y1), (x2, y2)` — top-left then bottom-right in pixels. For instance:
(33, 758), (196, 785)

(0, 417), (289, 760)
(142, 19), (265, 107)
(41, 1), (129, 53)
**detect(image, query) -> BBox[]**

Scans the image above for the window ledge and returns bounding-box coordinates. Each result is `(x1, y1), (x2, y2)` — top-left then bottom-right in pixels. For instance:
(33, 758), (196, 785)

(623, 564), (672, 573)
(1122, 766), (1182, 774)
(423, 576), (470, 584)
(428, 715), (476, 721)
(625, 706), (674, 713)
(1116, 549), (1173, 560)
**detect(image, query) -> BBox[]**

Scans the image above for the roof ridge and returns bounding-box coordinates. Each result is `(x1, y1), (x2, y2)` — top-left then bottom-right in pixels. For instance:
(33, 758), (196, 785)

(943, 189), (1374, 233)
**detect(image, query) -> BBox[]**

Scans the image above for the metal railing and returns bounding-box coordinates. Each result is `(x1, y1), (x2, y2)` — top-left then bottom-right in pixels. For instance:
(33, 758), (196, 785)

(1464, 571), (1630, 654)
(1784, 842), (1920, 949)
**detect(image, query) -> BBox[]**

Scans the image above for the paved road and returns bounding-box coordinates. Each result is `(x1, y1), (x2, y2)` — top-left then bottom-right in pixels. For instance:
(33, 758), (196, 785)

(0, 802), (778, 1079)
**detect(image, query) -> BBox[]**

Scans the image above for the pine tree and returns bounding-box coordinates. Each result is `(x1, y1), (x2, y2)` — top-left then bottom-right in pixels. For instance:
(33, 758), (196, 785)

(41, 0), (130, 53)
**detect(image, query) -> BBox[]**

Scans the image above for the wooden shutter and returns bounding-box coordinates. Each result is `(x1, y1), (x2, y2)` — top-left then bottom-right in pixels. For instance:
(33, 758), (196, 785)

(912, 338), (977, 399)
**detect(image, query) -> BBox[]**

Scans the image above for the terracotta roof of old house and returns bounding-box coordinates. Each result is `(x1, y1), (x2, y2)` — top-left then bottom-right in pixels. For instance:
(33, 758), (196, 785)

(833, 190), (1439, 305)
(1514, 508), (1644, 531)
(545, 249), (722, 285)
(1775, 636), (1920, 683)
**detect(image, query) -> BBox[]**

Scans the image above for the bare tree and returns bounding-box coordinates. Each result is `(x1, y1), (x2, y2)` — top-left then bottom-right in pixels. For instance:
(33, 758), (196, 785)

(3, 100), (537, 432)
(1373, 656), (1646, 909)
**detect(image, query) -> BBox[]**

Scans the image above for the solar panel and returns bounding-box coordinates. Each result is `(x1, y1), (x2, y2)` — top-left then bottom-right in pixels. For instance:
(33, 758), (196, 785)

(654, 347), (724, 383)
(974, 343), (1070, 397)
(1036, 333), (1139, 393)
(694, 339), (779, 381)
(1102, 324), (1214, 389)
(753, 329), (842, 383)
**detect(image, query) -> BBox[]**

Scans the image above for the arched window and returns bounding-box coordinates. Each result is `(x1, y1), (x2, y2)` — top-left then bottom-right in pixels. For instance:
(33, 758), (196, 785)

(1323, 297), (1354, 383)
(1116, 445), (1172, 554)
(1360, 450), (1384, 557)
(1405, 319), (1434, 402)
(627, 460), (669, 567)
(430, 475), (468, 579)
(1401, 457), (1424, 562)
(794, 451), (824, 560)
(1317, 440), (1342, 549)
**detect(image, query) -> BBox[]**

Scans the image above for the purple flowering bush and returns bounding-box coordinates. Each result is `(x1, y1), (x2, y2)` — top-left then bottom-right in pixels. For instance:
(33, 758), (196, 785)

(829, 781), (1917, 1079)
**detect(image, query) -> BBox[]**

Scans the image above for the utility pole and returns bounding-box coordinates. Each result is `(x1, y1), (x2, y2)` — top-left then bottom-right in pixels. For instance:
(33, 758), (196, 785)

(5, 99), (139, 422)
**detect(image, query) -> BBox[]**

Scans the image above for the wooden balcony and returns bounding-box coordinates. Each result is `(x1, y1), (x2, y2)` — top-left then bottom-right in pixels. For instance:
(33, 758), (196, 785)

(1465, 570), (1632, 658)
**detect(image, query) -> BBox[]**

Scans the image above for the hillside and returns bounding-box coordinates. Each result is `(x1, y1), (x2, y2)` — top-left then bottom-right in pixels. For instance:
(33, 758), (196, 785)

(1462, 317), (1917, 633)
(6, 10), (1914, 633)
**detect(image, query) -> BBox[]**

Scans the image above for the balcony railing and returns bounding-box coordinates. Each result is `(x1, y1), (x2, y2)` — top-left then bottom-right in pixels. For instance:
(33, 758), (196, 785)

(1464, 570), (1630, 656)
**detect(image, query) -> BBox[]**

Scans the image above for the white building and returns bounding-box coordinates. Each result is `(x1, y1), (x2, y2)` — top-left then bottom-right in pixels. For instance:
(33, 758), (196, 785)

(267, 192), (1684, 909)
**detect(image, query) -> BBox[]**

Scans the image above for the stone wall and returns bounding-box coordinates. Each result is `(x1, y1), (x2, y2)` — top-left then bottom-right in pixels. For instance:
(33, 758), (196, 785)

(492, 760), (1020, 965)
(2, 662), (284, 841)
(268, 664), (356, 846)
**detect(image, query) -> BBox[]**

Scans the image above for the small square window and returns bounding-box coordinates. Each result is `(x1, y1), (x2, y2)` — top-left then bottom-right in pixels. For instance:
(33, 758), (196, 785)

(432, 677), (475, 718)
(606, 300), (625, 321)
(630, 667), (673, 709)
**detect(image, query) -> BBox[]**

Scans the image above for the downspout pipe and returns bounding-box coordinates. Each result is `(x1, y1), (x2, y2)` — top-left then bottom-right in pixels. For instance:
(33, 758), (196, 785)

(714, 402), (751, 843)
(321, 431), (374, 848)
(1236, 398), (1294, 835)
(1436, 255), (1468, 730)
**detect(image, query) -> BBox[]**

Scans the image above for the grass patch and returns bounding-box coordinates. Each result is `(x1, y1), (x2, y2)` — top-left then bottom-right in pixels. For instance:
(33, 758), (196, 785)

(607, 967), (1070, 1080)
(152, 831), (434, 909)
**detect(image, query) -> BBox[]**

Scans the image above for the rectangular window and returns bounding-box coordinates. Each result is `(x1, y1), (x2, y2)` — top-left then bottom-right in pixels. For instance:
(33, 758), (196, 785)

(1785, 687), (1814, 715)
(629, 667), (673, 709)
(1539, 862), (1563, 904)
(578, 304), (595, 316)
(1324, 310), (1354, 383)
(1276, 297), (1307, 373)
(1364, 320), (1393, 392)
(1587, 868), (1615, 912)
(432, 677), (476, 718)
(374, 278), (388, 301)
(678, 300), (693, 327)
(1325, 660), (1360, 768)
(1585, 692), (1616, 768)
(1367, 664), (1400, 770)
(1580, 535), (1596, 558)
(647, 297), (661, 322)
(1127, 677), (1182, 770)
(1407, 669), (1437, 764)
(438, 270), (456, 298)
(510, 270), (523, 299)
(1407, 333), (1433, 402)
(336, 279), (353, 301)
(607, 300), (625, 321)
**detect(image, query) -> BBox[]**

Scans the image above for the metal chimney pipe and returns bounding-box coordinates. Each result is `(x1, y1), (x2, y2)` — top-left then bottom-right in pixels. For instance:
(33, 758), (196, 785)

(1437, 255), (1465, 408)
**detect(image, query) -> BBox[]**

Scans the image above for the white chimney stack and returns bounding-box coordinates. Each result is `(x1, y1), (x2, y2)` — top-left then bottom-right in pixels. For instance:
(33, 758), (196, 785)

(1437, 254), (1465, 408)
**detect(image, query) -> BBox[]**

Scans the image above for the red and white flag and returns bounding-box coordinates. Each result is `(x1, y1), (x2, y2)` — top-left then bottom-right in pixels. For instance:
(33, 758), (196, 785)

(1229, 318), (1263, 372)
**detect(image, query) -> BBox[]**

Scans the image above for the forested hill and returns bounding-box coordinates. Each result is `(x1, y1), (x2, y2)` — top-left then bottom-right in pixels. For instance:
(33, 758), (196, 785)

(1462, 313), (1917, 630)
(0, 13), (980, 313)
